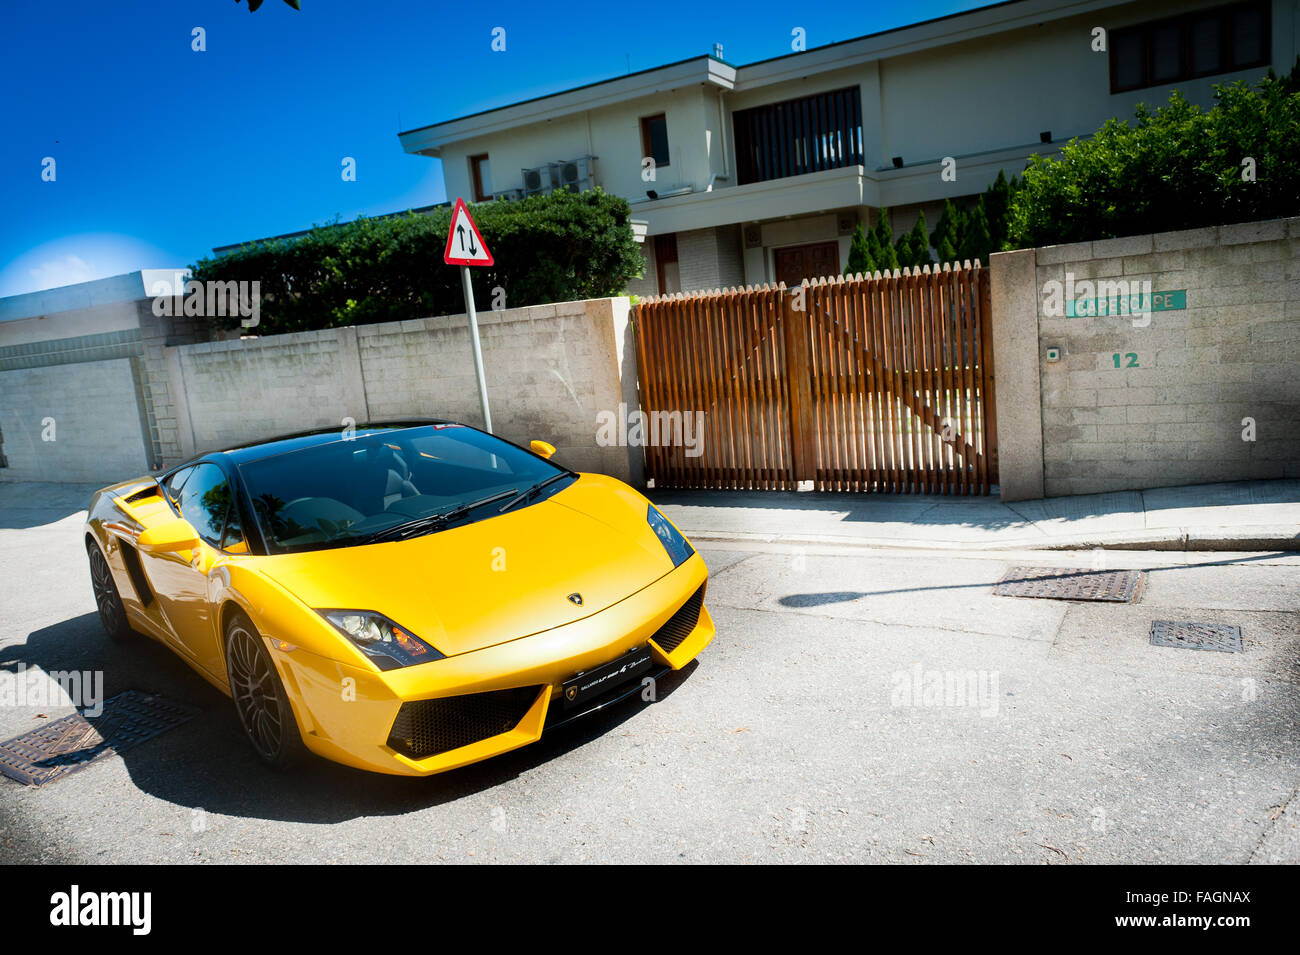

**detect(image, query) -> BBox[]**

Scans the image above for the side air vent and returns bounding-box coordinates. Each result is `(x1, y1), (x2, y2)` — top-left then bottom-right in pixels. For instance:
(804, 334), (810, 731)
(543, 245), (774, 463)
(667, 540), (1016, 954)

(118, 542), (154, 606)
(123, 483), (161, 504)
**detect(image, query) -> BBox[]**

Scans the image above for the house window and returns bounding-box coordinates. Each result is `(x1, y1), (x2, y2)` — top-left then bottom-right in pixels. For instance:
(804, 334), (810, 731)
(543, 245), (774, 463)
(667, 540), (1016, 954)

(469, 154), (492, 201)
(640, 114), (670, 168)
(731, 86), (864, 187)
(654, 234), (680, 295)
(1109, 1), (1270, 93)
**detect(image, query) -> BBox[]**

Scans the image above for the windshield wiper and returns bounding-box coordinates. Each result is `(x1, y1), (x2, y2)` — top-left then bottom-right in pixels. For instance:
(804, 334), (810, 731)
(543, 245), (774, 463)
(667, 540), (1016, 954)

(350, 489), (519, 544)
(498, 472), (573, 514)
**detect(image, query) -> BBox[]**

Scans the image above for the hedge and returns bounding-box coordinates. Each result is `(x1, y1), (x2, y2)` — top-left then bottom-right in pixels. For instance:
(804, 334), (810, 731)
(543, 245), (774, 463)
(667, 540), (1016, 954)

(190, 188), (645, 334)
(1009, 66), (1300, 246)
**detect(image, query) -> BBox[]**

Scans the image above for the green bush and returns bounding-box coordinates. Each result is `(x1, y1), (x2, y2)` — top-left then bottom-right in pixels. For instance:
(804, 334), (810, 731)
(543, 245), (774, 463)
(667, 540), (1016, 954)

(928, 171), (1019, 267)
(1008, 65), (1300, 246)
(843, 207), (929, 275)
(191, 188), (645, 334)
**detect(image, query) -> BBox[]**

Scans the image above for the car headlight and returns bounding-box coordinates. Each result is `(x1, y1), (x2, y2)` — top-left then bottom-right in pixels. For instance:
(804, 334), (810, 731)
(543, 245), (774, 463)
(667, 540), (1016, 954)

(646, 504), (694, 568)
(319, 610), (443, 670)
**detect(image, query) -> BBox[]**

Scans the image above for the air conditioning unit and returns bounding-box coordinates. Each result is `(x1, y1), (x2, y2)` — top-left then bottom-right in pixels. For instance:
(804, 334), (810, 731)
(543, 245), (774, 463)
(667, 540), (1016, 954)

(521, 165), (556, 196)
(555, 156), (595, 193)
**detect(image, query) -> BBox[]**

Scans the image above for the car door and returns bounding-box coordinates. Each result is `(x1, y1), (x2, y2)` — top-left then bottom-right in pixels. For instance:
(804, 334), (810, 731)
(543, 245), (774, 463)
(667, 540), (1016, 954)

(140, 461), (242, 679)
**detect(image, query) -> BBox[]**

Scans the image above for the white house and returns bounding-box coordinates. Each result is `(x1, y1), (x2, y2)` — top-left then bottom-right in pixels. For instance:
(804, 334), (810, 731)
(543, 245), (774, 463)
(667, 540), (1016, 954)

(399, 0), (1296, 294)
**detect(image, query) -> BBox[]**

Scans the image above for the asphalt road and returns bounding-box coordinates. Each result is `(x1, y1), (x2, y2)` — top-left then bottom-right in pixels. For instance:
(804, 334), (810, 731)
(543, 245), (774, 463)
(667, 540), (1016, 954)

(1, 493), (1297, 864)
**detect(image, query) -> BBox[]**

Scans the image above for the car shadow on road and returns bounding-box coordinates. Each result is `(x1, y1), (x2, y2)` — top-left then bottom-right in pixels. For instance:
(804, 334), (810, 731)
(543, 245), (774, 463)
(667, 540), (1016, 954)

(4, 612), (698, 825)
(774, 551), (1291, 607)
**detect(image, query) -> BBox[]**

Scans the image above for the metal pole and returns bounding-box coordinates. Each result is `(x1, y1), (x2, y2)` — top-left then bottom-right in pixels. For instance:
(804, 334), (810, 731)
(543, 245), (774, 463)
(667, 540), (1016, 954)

(461, 264), (493, 433)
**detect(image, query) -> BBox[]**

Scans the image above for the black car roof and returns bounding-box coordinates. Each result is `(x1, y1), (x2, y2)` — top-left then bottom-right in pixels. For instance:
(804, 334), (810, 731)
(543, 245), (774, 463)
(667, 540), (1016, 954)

(216, 419), (454, 466)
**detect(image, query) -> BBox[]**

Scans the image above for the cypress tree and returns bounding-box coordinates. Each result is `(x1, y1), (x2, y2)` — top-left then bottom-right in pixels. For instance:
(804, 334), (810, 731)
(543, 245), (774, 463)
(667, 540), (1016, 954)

(844, 222), (875, 275)
(896, 211), (933, 268)
(871, 208), (899, 271)
(930, 199), (966, 265)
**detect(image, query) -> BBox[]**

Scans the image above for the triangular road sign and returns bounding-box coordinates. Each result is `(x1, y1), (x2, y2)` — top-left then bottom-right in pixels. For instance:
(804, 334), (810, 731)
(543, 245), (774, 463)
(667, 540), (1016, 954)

(443, 198), (494, 266)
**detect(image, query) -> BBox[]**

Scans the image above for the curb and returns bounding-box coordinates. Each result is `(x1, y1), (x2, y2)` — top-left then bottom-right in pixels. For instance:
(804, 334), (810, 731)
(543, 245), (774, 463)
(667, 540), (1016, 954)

(678, 524), (1300, 552)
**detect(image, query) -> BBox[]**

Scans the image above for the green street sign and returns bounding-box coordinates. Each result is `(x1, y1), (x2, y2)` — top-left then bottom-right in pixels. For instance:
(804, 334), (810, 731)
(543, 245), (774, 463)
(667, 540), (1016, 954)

(1066, 289), (1187, 317)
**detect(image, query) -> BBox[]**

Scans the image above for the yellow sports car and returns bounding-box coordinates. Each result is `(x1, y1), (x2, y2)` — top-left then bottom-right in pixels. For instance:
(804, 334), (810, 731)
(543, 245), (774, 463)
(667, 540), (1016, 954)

(84, 421), (713, 775)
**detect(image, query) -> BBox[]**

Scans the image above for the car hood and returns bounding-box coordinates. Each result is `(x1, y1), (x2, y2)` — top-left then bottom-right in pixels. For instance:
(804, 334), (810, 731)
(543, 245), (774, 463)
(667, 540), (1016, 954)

(259, 483), (675, 657)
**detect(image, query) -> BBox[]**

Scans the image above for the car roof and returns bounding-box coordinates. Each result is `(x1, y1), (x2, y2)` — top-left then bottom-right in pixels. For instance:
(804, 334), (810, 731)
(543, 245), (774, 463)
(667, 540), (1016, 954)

(215, 419), (455, 466)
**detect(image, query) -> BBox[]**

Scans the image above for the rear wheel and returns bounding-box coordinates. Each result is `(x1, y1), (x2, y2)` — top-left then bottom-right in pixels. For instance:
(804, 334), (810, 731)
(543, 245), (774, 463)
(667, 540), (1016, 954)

(224, 613), (307, 770)
(87, 539), (132, 642)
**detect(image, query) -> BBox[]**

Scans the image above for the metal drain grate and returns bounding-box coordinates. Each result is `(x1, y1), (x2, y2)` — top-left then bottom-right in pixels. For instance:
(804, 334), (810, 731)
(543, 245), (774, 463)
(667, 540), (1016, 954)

(1150, 620), (1243, 653)
(993, 566), (1143, 602)
(0, 690), (200, 787)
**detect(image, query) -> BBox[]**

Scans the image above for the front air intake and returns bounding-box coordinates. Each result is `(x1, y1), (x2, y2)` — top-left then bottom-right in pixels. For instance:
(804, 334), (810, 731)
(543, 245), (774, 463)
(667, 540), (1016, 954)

(649, 585), (704, 653)
(387, 686), (542, 760)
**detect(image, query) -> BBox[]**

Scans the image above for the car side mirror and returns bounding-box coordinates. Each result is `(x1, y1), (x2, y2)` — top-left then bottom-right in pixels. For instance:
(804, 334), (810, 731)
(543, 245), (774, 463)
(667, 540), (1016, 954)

(137, 517), (201, 554)
(530, 440), (556, 459)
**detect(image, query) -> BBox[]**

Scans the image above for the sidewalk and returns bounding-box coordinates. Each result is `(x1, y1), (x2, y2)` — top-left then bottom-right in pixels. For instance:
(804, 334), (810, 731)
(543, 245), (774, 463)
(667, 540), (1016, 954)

(649, 479), (1300, 552)
(3, 477), (1298, 552)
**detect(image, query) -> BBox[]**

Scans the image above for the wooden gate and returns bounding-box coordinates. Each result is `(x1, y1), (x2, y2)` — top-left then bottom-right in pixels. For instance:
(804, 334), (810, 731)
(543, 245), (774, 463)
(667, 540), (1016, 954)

(633, 262), (997, 494)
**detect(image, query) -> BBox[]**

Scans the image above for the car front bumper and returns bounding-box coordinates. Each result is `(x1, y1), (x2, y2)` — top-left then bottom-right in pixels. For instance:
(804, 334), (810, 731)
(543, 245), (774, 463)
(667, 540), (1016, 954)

(271, 552), (713, 776)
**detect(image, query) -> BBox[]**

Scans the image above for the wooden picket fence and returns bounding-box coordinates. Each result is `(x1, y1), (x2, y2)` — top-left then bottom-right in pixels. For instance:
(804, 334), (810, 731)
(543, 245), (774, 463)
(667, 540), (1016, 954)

(632, 262), (997, 494)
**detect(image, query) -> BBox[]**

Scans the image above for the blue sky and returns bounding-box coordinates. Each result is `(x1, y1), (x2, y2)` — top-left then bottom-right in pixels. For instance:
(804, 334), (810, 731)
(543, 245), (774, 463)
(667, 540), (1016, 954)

(0, 0), (987, 296)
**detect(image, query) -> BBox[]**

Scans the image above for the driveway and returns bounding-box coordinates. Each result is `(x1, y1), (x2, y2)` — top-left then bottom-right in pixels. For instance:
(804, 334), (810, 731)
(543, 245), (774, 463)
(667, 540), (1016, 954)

(0, 487), (1297, 863)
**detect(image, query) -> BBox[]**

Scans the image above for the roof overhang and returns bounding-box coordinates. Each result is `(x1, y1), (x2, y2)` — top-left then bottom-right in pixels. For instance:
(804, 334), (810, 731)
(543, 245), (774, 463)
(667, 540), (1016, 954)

(735, 0), (1130, 93)
(399, 56), (737, 156)
(399, 0), (1137, 158)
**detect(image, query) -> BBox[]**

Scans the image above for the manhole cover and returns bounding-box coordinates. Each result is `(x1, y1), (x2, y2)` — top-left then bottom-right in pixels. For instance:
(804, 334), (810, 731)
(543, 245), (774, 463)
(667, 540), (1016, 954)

(1150, 621), (1243, 653)
(0, 690), (200, 787)
(993, 566), (1143, 602)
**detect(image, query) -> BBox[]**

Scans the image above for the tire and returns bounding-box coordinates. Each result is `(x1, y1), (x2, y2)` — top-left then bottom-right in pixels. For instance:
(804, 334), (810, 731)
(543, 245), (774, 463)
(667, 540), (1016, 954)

(87, 539), (133, 642)
(224, 612), (308, 770)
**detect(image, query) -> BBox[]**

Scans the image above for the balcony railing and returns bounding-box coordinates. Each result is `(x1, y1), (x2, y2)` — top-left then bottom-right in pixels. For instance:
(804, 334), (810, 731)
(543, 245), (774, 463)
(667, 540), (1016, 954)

(733, 87), (864, 186)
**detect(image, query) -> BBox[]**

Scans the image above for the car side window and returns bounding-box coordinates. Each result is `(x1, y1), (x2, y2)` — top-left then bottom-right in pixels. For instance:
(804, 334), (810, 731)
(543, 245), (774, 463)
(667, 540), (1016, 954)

(177, 463), (234, 546)
(161, 466), (194, 511)
(220, 499), (248, 554)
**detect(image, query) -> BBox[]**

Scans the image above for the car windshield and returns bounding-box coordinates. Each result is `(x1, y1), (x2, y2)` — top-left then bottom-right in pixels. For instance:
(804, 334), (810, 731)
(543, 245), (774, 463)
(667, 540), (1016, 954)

(237, 425), (573, 553)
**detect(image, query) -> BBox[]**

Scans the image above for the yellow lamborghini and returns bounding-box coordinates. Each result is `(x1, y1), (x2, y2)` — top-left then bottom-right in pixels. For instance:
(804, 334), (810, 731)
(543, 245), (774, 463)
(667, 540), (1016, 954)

(83, 421), (713, 775)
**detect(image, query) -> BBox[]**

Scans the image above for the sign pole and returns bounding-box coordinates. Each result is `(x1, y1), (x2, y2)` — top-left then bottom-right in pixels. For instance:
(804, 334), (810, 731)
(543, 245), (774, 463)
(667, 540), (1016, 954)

(461, 264), (493, 433)
(444, 197), (495, 434)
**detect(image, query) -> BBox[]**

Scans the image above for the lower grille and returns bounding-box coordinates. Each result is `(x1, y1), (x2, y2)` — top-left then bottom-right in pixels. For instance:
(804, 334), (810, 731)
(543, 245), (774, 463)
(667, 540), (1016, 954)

(387, 686), (541, 760)
(650, 585), (705, 653)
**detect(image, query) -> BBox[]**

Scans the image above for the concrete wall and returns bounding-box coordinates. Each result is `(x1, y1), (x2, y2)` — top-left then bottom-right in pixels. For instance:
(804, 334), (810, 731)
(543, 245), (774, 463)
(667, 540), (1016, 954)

(677, 226), (746, 292)
(0, 358), (150, 483)
(0, 272), (215, 483)
(991, 217), (1300, 500)
(167, 297), (640, 483)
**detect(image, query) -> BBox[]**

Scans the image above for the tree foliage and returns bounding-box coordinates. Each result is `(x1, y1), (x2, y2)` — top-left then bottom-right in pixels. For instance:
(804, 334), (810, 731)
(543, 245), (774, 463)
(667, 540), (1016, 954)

(1008, 64), (1300, 246)
(191, 189), (645, 334)
(237, 0), (301, 11)
(842, 208), (930, 275)
(844, 174), (1020, 277)
(928, 171), (1019, 267)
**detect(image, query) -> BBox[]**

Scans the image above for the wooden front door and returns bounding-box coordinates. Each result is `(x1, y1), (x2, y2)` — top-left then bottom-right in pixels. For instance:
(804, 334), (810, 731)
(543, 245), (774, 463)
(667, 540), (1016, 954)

(774, 242), (841, 287)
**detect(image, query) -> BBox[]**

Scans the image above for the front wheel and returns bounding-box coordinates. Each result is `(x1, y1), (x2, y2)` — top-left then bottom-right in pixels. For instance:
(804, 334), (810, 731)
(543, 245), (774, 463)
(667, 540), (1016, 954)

(224, 612), (307, 770)
(87, 539), (132, 642)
